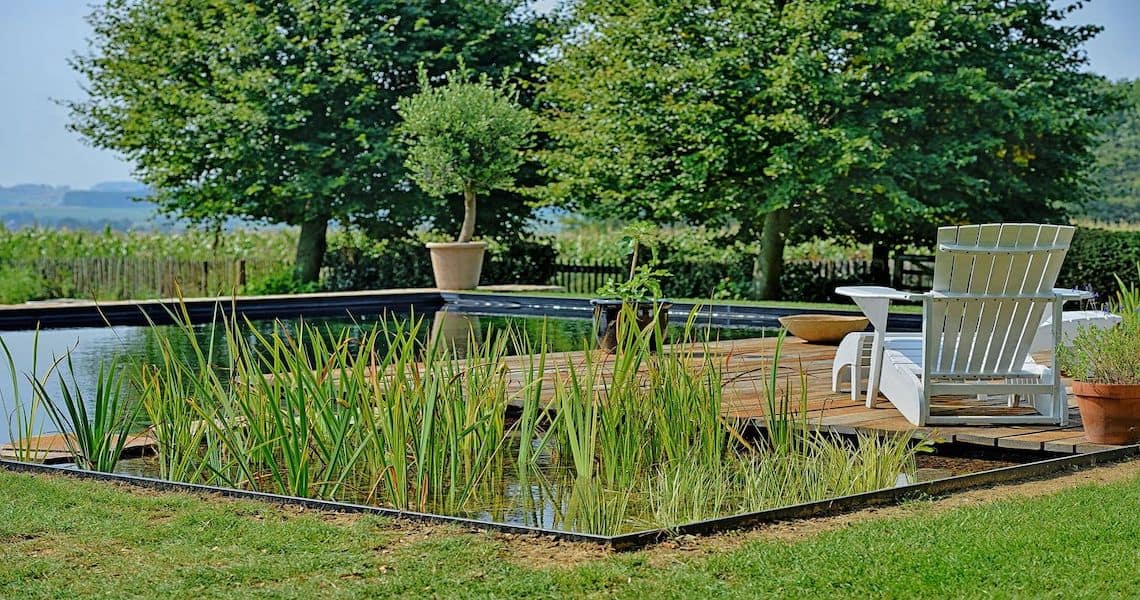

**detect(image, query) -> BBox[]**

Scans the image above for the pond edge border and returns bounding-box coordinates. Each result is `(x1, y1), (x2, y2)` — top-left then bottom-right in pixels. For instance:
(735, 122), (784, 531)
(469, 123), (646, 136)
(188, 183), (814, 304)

(3, 444), (1136, 551)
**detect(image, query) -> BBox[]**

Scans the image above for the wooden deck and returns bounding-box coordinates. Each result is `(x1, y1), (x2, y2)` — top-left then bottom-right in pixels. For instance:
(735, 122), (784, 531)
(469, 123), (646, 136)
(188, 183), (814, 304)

(718, 337), (1112, 454)
(0, 432), (156, 464)
(505, 336), (1116, 455)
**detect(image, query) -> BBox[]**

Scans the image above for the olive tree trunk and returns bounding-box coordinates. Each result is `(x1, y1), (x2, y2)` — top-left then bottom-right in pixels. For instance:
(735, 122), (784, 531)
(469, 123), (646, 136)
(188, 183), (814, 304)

(752, 207), (791, 300)
(294, 216), (329, 284)
(458, 184), (477, 243)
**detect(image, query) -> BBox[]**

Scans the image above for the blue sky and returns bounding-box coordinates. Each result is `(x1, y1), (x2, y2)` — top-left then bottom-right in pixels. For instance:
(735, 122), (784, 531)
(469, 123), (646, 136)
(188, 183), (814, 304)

(0, 0), (1136, 189)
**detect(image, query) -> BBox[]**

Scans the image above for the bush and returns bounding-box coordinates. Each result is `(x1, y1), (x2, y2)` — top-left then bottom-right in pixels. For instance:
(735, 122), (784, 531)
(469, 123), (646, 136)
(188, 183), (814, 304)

(1058, 228), (1140, 303)
(481, 238), (558, 285)
(244, 269), (322, 296)
(0, 265), (47, 304)
(323, 233), (556, 291)
(779, 262), (870, 303)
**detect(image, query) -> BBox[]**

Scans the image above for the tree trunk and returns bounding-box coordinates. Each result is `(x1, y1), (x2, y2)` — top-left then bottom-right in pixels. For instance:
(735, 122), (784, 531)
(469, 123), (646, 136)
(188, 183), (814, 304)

(458, 184), (477, 243)
(294, 216), (329, 284)
(753, 208), (791, 300)
(871, 243), (891, 285)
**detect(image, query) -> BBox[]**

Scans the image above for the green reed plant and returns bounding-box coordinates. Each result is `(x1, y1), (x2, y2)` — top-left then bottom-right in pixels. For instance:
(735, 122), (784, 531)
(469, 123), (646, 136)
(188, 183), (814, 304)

(30, 353), (140, 472)
(129, 299), (932, 537)
(1, 334), (48, 462)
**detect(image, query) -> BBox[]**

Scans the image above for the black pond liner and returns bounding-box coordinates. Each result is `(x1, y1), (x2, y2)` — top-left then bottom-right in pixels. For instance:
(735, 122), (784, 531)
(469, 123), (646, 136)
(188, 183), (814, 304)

(4, 444), (1137, 551)
(443, 292), (923, 332)
(0, 291), (445, 331)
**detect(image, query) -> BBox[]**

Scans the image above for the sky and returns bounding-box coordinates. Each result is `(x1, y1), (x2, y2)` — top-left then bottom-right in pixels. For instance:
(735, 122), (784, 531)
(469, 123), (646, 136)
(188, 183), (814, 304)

(0, 0), (1136, 189)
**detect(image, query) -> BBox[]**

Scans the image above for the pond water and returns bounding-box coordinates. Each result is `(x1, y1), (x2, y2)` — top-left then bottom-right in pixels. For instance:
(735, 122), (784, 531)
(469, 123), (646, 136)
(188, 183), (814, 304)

(0, 310), (770, 444)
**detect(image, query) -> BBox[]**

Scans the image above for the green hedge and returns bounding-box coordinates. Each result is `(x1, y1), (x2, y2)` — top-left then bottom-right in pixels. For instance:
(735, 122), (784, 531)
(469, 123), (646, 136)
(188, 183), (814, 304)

(323, 236), (557, 291)
(1058, 228), (1140, 302)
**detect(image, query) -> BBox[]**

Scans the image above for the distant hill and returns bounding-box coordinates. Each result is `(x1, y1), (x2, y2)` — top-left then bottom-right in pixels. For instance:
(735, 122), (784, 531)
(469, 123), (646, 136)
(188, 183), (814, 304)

(62, 189), (154, 209)
(90, 181), (151, 193)
(0, 184), (67, 206)
(0, 181), (162, 231)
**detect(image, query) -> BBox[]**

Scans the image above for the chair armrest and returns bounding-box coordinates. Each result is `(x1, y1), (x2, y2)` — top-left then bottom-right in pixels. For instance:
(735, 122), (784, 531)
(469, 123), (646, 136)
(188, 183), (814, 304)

(835, 285), (921, 302)
(1053, 288), (1094, 303)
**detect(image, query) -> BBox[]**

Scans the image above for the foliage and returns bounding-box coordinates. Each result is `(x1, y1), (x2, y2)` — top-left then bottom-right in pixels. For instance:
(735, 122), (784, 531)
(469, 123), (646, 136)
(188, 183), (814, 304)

(779, 261), (871, 304)
(1084, 79), (1140, 222)
(397, 66), (536, 242)
(0, 226), (296, 262)
(112, 304), (927, 536)
(323, 232), (556, 291)
(0, 265), (47, 304)
(595, 223), (671, 301)
(0, 226), (295, 301)
(594, 265), (670, 303)
(242, 271), (322, 296)
(28, 351), (140, 472)
(69, 0), (551, 280)
(1057, 228), (1140, 302)
(541, 0), (1114, 297)
(1058, 265), (1140, 384)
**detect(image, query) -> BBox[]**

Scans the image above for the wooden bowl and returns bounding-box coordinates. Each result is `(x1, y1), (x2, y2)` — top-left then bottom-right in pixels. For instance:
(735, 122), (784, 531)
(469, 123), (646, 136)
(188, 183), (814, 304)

(777, 314), (869, 344)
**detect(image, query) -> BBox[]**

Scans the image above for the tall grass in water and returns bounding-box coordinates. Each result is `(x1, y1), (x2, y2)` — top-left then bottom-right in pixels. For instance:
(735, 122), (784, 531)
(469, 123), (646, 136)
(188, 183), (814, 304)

(138, 309), (517, 513)
(132, 302), (930, 536)
(1, 334), (48, 462)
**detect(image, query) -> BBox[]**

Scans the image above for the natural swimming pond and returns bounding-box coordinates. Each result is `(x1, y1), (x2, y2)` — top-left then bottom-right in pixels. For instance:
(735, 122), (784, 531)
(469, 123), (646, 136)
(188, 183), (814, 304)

(0, 299), (1058, 539)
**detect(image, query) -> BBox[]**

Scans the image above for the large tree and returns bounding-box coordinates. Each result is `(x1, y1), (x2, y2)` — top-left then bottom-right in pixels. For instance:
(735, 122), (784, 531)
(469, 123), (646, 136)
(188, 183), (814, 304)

(542, 0), (1112, 298)
(1085, 78), (1140, 222)
(70, 0), (549, 282)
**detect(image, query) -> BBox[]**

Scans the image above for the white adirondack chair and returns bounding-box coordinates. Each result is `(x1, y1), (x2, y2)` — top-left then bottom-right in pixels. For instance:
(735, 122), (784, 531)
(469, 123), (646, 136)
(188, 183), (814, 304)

(838, 223), (1087, 426)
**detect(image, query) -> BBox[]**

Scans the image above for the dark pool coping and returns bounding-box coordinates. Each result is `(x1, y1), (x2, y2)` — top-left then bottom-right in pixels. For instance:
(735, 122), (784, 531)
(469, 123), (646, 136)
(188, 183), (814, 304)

(0, 289), (446, 331)
(0, 290), (923, 332)
(442, 292), (923, 331)
(3, 444), (1135, 550)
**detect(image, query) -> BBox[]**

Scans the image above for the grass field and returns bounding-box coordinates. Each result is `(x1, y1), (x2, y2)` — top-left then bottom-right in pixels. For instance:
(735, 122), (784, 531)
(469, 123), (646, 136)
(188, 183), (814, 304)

(2, 462), (1139, 598)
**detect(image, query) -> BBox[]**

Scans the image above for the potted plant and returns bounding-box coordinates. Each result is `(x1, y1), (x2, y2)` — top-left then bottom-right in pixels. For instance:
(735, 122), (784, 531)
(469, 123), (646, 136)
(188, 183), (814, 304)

(592, 223), (672, 352)
(397, 64), (535, 290)
(1058, 269), (1140, 444)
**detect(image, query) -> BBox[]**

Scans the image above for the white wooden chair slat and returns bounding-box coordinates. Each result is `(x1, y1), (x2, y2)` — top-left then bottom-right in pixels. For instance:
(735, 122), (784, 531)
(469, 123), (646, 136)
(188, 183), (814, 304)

(953, 224), (1001, 371)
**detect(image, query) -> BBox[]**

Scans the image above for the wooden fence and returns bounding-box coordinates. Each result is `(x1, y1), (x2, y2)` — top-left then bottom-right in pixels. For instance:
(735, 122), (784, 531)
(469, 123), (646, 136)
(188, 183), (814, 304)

(15, 256), (288, 300)
(786, 258), (876, 280)
(550, 260), (626, 294)
(552, 256), (933, 296)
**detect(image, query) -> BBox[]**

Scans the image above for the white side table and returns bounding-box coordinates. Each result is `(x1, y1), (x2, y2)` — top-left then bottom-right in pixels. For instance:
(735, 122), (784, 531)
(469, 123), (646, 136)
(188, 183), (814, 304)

(834, 285), (917, 408)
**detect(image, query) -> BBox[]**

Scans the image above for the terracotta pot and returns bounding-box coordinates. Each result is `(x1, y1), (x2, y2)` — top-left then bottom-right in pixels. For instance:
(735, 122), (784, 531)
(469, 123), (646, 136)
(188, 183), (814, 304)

(425, 241), (487, 290)
(591, 299), (672, 353)
(1072, 381), (1140, 445)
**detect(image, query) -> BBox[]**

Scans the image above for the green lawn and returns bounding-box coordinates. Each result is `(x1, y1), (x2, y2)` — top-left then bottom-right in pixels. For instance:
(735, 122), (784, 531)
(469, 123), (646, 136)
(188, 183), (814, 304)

(2, 466), (1139, 598)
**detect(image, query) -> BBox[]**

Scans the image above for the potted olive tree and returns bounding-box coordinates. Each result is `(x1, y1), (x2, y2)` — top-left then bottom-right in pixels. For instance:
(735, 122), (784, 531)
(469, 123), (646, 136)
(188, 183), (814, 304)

(592, 223), (672, 352)
(1058, 269), (1140, 444)
(397, 65), (534, 290)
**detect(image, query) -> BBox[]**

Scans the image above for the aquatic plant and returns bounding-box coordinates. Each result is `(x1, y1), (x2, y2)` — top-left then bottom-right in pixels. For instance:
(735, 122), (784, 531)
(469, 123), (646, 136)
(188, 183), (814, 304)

(121, 302), (931, 536)
(30, 352), (140, 472)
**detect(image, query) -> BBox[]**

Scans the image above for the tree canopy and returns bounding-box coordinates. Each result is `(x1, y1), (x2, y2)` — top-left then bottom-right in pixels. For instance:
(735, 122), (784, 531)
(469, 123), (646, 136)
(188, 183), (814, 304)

(397, 67), (535, 243)
(69, 0), (550, 281)
(1086, 79), (1140, 222)
(541, 0), (1114, 297)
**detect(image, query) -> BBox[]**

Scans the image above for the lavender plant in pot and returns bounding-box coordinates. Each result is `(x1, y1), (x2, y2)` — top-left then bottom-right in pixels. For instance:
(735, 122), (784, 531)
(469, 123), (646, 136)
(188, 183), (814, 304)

(1058, 268), (1140, 444)
(397, 64), (534, 290)
(592, 223), (672, 352)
